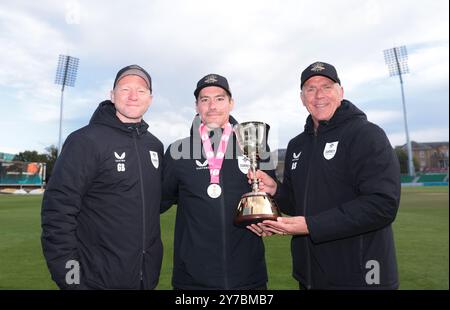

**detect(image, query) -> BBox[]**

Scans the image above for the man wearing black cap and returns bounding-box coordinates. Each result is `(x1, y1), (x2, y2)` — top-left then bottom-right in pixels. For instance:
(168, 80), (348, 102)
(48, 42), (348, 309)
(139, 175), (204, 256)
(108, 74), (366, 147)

(248, 62), (401, 289)
(42, 65), (164, 289)
(161, 74), (276, 289)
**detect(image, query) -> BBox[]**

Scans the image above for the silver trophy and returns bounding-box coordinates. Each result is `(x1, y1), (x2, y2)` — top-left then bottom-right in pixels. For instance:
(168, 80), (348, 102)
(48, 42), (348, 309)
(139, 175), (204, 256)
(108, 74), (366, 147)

(234, 121), (281, 226)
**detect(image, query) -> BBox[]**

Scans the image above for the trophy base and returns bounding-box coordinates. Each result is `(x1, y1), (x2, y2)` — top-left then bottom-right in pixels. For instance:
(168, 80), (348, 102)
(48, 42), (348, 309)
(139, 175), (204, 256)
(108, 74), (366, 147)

(234, 192), (281, 227)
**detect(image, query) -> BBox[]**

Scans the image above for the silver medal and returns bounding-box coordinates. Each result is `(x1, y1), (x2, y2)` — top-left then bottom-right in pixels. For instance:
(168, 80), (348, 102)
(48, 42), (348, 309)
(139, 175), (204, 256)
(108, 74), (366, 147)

(207, 184), (222, 199)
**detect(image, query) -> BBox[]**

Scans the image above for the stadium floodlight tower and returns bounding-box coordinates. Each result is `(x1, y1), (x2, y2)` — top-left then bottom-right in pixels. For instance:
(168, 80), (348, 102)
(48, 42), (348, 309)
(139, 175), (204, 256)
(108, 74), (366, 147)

(384, 45), (415, 177)
(54, 55), (79, 156)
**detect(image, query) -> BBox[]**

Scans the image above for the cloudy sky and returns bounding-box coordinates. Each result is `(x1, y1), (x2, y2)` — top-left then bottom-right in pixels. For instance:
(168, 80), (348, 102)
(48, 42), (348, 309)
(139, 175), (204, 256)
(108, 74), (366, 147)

(0, 0), (448, 155)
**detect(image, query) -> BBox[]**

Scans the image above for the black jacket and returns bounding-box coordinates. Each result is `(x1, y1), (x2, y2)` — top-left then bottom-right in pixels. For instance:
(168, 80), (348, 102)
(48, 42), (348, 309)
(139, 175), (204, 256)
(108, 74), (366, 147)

(41, 100), (163, 289)
(161, 115), (276, 289)
(276, 100), (400, 289)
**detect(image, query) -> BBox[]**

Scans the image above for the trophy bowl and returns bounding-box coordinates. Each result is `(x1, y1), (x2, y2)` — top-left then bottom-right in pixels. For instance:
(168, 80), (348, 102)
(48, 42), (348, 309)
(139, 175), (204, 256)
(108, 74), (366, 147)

(234, 121), (281, 226)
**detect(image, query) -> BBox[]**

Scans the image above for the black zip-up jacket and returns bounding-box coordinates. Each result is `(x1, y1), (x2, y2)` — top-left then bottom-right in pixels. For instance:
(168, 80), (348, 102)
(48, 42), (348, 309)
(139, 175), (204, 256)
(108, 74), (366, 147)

(276, 100), (400, 289)
(161, 115), (276, 289)
(41, 100), (163, 289)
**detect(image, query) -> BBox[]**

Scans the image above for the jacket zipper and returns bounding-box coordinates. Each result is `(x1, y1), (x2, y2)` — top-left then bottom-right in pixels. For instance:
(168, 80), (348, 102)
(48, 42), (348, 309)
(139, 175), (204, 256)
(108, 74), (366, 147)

(302, 131), (317, 289)
(132, 128), (146, 287)
(219, 174), (229, 289)
(210, 130), (229, 289)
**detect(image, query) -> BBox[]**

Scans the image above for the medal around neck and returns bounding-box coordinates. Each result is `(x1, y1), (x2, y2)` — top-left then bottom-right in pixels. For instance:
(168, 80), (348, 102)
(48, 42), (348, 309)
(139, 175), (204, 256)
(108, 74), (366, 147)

(233, 121), (281, 226)
(207, 183), (222, 199)
(199, 122), (232, 200)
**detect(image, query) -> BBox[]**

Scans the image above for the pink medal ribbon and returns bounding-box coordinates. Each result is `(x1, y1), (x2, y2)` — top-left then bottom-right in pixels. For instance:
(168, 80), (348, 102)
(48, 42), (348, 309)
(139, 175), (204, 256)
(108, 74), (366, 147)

(199, 122), (233, 198)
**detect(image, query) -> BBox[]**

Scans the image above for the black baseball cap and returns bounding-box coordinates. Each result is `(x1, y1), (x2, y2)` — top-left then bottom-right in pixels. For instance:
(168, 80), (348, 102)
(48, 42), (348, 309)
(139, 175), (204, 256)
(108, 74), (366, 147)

(113, 64), (152, 91)
(194, 74), (232, 99)
(300, 61), (341, 89)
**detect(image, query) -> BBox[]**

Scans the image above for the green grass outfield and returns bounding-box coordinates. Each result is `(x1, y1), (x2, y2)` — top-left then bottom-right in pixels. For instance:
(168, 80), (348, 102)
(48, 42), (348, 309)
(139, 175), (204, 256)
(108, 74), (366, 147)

(0, 186), (448, 290)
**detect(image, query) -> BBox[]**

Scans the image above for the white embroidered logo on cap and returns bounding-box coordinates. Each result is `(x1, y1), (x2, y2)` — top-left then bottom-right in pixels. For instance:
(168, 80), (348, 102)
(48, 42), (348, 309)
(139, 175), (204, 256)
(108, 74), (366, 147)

(204, 74), (218, 83)
(311, 62), (325, 72)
